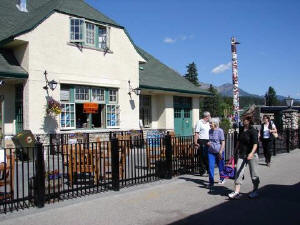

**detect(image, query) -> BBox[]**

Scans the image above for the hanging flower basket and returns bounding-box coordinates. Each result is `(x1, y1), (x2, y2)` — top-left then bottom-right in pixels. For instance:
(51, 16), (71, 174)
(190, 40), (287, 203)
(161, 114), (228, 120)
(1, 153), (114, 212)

(46, 97), (62, 116)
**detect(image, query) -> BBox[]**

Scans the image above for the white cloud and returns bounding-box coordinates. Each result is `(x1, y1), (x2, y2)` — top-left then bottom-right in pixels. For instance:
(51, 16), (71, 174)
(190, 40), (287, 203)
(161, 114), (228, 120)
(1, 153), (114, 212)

(211, 62), (232, 74)
(164, 37), (176, 44)
(163, 34), (194, 44)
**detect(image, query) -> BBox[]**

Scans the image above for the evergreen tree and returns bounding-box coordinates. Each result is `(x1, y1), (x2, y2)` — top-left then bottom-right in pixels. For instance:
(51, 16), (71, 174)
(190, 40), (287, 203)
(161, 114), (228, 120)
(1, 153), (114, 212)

(184, 62), (200, 86)
(203, 84), (221, 117)
(265, 86), (279, 106)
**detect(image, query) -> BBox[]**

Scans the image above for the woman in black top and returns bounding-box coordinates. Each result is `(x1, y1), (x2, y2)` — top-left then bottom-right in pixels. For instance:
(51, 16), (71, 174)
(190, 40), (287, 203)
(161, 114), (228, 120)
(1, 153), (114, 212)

(260, 115), (277, 167)
(228, 116), (260, 199)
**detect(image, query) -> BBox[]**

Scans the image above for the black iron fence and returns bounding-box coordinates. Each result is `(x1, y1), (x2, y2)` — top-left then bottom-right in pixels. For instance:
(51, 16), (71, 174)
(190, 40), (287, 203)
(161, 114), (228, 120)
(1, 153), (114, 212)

(0, 129), (298, 214)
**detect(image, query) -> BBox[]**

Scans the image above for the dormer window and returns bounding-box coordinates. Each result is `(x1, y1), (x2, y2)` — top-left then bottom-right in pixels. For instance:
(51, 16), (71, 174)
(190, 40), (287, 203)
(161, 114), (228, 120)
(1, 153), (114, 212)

(70, 17), (110, 51)
(86, 22), (95, 45)
(70, 18), (84, 42)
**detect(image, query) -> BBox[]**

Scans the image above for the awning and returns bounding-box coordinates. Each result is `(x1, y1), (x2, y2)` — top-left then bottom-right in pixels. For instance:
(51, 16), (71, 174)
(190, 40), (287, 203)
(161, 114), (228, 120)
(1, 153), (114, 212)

(0, 49), (28, 79)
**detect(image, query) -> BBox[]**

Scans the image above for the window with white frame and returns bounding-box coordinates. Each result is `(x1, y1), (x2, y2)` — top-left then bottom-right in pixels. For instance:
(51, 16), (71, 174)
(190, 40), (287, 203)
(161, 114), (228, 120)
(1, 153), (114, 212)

(91, 88), (105, 102)
(85, 22), (95, 45)
(70, 18), (109, 50)
(60, 103), (76, 129)
(98, 26), (107, 49)
(109, 89), (117, 103)
(70, 18), (84, 42)
(106, 105), (119, 127)
(75, 87), (89, 101)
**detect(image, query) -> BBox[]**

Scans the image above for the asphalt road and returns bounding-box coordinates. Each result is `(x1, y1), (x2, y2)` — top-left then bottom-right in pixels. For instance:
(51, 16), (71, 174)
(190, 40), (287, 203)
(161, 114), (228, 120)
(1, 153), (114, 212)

(0, 149), (299, 225)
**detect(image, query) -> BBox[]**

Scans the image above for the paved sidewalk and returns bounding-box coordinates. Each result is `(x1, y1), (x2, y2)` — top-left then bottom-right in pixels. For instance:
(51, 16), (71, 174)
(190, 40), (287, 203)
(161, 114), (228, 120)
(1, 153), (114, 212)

(0, 150), (299, 225)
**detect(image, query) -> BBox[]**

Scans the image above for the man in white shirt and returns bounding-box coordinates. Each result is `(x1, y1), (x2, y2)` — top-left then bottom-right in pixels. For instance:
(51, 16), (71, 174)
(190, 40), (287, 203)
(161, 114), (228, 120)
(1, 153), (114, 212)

(194, 111), (211, 175)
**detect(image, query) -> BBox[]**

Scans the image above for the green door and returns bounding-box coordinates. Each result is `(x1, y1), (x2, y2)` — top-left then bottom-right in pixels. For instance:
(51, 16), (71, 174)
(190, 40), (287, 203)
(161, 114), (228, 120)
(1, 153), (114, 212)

(173, 96), (193, 137)
(174, 108), (184, 136)
(174, 108), (192, 136)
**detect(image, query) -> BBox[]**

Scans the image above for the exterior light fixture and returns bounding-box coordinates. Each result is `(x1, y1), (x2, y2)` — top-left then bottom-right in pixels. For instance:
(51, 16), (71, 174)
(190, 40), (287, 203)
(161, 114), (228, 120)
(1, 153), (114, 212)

(128, 80), (141, 96)
(285, 96), (294, 108)
(43, 70), (57, 91)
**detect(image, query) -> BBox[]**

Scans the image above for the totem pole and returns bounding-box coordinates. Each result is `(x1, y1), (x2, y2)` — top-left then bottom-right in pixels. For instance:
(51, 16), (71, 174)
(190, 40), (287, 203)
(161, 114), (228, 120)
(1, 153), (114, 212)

(231, 37), (240, 126)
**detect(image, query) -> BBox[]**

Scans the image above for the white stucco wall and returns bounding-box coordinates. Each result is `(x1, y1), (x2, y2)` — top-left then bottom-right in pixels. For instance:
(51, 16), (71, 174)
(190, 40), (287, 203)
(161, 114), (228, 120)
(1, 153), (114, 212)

(150, 95), (174, 130)
(15, 12), (143, 134)
(192, 97), (200, 131)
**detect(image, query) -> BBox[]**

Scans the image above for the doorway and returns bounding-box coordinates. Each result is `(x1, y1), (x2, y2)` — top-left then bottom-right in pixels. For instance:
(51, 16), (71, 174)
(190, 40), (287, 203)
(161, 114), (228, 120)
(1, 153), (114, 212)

(174, 97), (193, 136)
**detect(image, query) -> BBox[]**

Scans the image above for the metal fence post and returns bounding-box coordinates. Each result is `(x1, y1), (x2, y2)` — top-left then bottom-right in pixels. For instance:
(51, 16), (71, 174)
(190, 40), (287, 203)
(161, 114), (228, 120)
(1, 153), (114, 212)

(34, 138), (45, 208)
(273, 138), (276, 156)
(165, 134), (172, 179)
(111, 137), (120, 191)
(286, 129), (290, 153)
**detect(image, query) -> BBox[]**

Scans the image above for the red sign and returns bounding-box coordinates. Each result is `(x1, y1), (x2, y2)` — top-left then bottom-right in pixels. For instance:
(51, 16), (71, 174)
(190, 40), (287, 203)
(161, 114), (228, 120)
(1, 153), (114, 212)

(83, 103), (98, 114)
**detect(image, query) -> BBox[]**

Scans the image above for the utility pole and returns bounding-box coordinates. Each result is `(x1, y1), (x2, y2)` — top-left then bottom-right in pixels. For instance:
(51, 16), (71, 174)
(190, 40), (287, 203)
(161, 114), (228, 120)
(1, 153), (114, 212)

(231, 37), (240, 126)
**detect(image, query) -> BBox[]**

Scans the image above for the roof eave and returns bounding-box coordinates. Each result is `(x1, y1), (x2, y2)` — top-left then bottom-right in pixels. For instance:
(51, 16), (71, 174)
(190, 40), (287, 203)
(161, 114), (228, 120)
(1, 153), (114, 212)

(140, 85), (213, 96)
(0, 71), (28, 79)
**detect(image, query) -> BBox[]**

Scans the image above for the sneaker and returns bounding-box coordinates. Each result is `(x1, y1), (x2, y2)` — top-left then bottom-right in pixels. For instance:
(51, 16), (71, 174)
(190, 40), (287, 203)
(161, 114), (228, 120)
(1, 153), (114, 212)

(218, 179), (226, 185)
(228, 191), (240, 199)
(248, 191), (259, 199)
(267, 163), (271, 167)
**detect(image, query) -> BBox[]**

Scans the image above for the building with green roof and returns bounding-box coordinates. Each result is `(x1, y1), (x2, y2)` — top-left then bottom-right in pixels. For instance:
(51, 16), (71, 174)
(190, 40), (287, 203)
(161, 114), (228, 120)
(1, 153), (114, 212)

(0, 0), (210, 142)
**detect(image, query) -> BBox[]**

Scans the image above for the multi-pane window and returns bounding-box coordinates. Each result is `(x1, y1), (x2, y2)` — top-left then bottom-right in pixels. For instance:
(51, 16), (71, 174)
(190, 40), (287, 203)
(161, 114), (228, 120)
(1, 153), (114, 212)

(109, 89), (117, 103)
(139, 95), (151, 127)
(91, 88), (105, 102)
(75, 87), (89, 101)
(106, 105), (119, 127)
(174, 109), (181, 118)
(60, 103), (75, 129)
(184, 109), (190, 118)
(60, 86), (120, 129)
(86, 22), (95, 45)
(70, 18), (84, 42)
(70, 18), (109, 50)
(98, 26), (107, 49)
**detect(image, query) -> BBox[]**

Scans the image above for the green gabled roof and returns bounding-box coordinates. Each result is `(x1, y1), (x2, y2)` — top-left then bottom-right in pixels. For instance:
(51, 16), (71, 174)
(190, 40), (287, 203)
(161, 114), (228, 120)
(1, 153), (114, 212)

(0, 50), (28, 78)
(137, 47), (212, 96)
(0, 0), (122, 43)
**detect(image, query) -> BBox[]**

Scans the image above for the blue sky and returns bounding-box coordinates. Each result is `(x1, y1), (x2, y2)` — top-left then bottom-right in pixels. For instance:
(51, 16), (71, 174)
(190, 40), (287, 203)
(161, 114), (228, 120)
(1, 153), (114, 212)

(86, 0), (300, 98)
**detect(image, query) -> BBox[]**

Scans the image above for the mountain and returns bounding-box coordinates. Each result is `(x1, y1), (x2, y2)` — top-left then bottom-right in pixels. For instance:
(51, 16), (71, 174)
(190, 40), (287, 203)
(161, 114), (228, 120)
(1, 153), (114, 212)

(216, 83), (260, 97)
(198, 82), (299, 105)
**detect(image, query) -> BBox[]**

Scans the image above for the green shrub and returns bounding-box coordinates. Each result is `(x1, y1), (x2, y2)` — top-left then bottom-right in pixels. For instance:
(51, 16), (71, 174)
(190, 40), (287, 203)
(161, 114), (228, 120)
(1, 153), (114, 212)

(220, 118), (232, 133)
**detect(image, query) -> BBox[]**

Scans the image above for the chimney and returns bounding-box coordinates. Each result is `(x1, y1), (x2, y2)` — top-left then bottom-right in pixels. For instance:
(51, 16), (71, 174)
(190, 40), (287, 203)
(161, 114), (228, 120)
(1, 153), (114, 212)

(16, 0), (28, 12)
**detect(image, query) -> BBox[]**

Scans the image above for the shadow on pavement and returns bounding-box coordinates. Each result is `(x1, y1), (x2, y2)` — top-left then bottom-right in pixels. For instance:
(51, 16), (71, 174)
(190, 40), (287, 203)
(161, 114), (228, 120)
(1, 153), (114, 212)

(179, 177), (233, 196)
(167, 182), (300, 225)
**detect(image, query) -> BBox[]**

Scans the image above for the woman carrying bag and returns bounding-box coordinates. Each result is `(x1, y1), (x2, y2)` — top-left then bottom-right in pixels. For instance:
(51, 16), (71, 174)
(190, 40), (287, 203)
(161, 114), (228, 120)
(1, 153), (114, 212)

(260, 115), (277, 167)
(206, 118), (225, 189)
(228, 116), (260, 199)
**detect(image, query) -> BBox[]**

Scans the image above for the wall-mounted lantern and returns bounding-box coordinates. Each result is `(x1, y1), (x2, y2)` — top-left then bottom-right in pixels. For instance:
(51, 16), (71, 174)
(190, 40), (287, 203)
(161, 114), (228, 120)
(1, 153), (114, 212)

(128, 80), (141, 96)
(43, 70), (57, 91)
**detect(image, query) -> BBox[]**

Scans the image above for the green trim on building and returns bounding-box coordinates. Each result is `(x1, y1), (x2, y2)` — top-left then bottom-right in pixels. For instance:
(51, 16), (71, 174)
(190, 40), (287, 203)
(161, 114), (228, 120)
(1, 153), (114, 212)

(0, 72), (28, 79)
(140, 85), (213, 96)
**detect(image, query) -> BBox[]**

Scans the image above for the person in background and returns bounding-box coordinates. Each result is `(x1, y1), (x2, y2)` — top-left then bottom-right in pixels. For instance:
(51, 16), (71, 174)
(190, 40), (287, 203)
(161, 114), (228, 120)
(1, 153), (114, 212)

(194, 111), (211, 176)
(260, 115), (277, 167)
(207, 118), (225, 189)
(228, 116), (260, 199)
